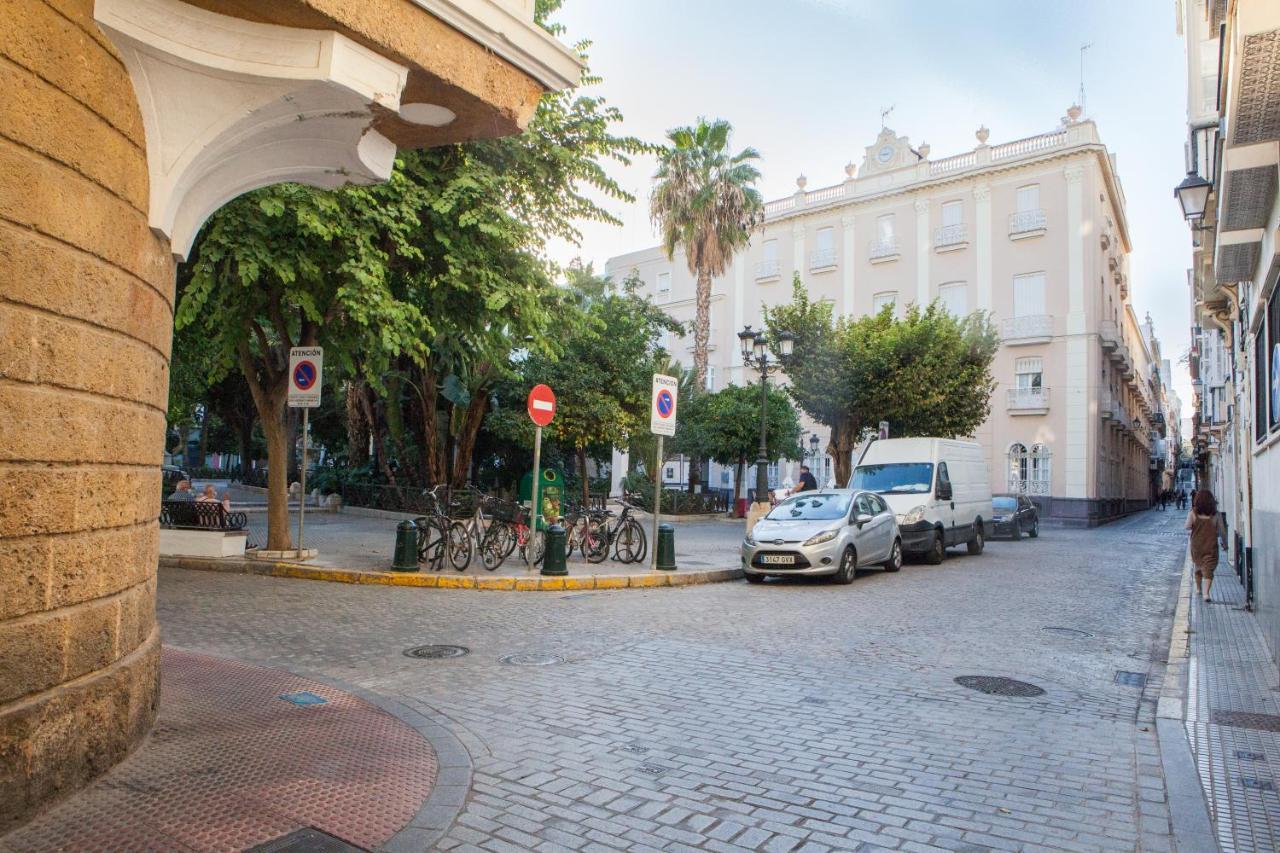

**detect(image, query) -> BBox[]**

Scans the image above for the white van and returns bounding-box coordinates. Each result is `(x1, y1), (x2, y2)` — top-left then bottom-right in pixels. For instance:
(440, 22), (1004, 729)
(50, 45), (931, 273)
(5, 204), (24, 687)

(847, 438), (992, 563)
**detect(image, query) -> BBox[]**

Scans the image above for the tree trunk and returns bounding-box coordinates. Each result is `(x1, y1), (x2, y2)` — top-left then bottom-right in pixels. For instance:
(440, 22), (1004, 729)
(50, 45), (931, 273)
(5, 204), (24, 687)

(261, 412), (293, 551)
(450, 392), (488, 487)
(692, 269), (711, 390)
(419, 366), (447, 485)
(734, 454), (745, 503)
(830, 419), (859, 487)
(577, 446), (590, 504)
(345, 380), (370, 469)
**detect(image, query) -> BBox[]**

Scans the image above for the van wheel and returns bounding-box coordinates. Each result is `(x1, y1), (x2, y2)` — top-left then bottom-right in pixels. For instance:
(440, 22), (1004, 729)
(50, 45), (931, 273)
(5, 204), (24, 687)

(967, 524), (985, 555)
(1029, 519), (1040, 538)
(883, 539), (902, 572)
(924, 532), (945, 564)
(834, 547), (857, 584)
(1011, 521), (1021, 541)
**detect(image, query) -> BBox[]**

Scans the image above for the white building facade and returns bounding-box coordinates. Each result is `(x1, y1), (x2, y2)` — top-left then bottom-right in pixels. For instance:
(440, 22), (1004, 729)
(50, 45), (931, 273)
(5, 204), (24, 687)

(608, 113), (1167, 526)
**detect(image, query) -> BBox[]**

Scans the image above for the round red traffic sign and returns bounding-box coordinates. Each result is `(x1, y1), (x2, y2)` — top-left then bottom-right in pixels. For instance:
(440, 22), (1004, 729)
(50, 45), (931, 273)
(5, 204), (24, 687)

(292, 360), (318, 391)
(527, 384), (556, 427)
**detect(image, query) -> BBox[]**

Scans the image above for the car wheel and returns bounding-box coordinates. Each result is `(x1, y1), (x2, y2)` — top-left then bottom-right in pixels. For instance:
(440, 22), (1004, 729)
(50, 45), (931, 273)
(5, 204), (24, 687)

(882, 539), (902, 572)
(924, 531), (945, 565)
(1011, 520), (1021, 541)
(967, 524), (985, 555)
(834, 547), (857, 584)
(745, 572), (766, 584)
(1029, 519), (1040, 538)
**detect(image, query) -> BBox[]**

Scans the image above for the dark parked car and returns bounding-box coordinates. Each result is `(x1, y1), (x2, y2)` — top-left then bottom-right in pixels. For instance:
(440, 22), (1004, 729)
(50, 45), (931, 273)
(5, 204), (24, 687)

(990, 494), (1039, 540)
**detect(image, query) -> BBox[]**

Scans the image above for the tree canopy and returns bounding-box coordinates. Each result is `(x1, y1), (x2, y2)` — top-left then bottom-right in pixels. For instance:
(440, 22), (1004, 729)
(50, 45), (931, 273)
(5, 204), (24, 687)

(676, 382), (802, 500)
(766, 275), (999, 484)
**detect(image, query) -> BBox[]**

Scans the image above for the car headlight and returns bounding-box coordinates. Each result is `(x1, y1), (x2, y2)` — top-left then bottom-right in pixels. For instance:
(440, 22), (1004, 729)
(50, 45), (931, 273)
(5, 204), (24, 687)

(744, 530), (755, 546)
(803, 528), (839, 546)
(900, 505), (927, 525)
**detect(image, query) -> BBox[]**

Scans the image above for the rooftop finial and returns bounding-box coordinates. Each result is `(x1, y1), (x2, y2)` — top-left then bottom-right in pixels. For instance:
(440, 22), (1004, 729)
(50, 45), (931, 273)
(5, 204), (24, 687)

(879, 104), (895, 129)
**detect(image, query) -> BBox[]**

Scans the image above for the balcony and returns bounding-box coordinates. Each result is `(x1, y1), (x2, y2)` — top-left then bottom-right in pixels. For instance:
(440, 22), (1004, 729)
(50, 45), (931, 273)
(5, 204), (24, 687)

(1000, 314), (1053, 345)
(1008, 478), (1051, 496)
(808, 247), (837, 272)
(933, 223), (968, 252)
(755, 259), (780, 281)
(869, 238), (900, 263)
(1008, 209), (1046, 239)
(1099, 320), (1119, 351)
(1007, 386), (1050, 415)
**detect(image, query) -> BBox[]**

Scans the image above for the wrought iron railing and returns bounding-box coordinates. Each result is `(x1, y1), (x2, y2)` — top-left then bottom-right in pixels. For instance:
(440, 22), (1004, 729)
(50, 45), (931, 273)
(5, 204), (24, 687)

(1006, 387), (1050, 410)
(868, 238), (899, 260)
(933, 223), (968, 248)
(1008, 209), (1046, 235)
(1000, 314), (1053, 341)
(808, 247), (837, 270)
(755, 259), (780, 279)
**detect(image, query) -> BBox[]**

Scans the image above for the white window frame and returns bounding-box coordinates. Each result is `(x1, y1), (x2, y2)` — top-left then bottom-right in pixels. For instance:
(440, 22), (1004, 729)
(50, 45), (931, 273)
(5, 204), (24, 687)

(705, 365), (715, 392)
(1013, 272), (1046, 317)
(656, 271), (671, 294)
(877, 214), (896, 241)
(1015, 357), (1043, 389)
(938, 282), (967, 317)
(1016, 184), (1040, 213)
(816, 227), (835, 253)
(873, 291), (897, 314)
(941, 200), (963, 228)
(763, 239), (778, 263)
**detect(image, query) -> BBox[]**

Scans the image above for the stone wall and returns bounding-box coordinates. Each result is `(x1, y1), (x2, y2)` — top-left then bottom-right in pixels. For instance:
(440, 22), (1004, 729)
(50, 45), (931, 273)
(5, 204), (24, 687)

(0, 0), (170, 828)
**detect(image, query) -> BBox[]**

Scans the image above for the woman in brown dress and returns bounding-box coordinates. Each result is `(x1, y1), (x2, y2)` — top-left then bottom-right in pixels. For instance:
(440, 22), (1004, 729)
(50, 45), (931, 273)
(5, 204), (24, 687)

(1185, 489), (1228, 602)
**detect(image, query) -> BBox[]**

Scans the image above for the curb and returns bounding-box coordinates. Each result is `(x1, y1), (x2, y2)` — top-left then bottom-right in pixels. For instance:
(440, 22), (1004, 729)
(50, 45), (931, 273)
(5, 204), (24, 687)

(161, 556), (744, 590)
(1154, 556), (1218, 851)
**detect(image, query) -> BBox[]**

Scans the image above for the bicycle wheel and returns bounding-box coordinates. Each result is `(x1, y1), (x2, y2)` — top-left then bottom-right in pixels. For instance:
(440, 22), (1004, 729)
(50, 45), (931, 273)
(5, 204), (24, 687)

(480, 524), (509, 571)
(418, 519), (447, 572)
(629, 520), (648, 564)
(502, 522), (520, 559)
(522, 528), (545, 565)
(613, 520), (640, 563)
(447, 521), (472, 571)
(584, 520), (609, 564)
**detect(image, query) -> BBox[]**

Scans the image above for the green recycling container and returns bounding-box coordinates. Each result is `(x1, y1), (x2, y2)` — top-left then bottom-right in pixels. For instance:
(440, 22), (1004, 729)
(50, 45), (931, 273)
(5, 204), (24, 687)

(518, 468), (564, 530)
(656, 523), (676, 571)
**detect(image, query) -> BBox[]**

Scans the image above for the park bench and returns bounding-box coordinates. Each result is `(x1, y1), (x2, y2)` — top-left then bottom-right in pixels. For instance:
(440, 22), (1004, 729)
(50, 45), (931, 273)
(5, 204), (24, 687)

(159, 500), (250, 558)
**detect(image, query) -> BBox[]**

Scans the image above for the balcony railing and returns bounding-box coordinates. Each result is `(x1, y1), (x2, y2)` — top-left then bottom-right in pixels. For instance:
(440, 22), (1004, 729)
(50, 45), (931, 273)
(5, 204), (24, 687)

(755, 259), (780, 280)
(869, 238), (899, 261)
(1099, 320), (1119, 350)
(1009, 478), (1051, 496)
(1007, 387), (1050, 413)
(933, 223), (968, 250)
(808, 247), (837, 271)
(1009, 209), (1046, 237)
(1000, 314), (1053, 343)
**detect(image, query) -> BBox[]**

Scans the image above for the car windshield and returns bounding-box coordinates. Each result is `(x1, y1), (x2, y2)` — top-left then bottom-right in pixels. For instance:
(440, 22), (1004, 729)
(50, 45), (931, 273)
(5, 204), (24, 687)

(993, 497), (1018, 510)
(850, 463), (934, 495)
(765, 493), (852, 521)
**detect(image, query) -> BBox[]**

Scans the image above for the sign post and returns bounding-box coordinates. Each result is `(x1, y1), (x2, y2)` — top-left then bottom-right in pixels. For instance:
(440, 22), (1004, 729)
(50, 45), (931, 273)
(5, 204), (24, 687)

(288, 347), (323, 553)
(526, 384), (556, 566)
(649, 374), (678, 571)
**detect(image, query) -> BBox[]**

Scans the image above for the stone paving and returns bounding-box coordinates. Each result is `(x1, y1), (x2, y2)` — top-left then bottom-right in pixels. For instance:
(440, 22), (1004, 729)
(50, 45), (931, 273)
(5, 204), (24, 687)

(147, 508), (1192, 851)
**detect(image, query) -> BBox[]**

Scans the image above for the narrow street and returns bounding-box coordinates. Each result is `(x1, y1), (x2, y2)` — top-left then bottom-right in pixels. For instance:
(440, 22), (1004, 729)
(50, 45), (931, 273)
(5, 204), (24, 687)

(151, 509), (1189, 852)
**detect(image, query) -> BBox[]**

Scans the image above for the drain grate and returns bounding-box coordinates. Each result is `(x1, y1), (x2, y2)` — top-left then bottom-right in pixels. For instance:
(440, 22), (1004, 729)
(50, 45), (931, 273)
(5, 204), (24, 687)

(1242, 777), (1275, 791)
(403, 644), (469, 660)
(499, 652), (565, 666)
(800, 697), (829, 705)
(1042, 626), (1093, 638)
(954, 675), (1045, 698)
(620, 744), (649, 754)
(1212, 710), (1280, 732)
(1114, 671), (1148, 688)
(1237, 750), (1267, 761)
(278, 691), (327, 706)
(250, 827), (364, 852)
(636, 764), (668, 776)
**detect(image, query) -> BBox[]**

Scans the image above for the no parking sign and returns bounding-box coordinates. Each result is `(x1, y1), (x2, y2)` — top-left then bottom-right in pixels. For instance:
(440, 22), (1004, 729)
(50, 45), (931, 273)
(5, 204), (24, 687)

(650, 374), (678, 436)
(288, 347), (323, 408)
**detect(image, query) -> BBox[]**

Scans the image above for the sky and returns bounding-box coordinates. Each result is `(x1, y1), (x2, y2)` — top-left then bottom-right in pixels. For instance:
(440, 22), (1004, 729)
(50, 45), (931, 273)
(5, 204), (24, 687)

(544, 0), (1196, 411)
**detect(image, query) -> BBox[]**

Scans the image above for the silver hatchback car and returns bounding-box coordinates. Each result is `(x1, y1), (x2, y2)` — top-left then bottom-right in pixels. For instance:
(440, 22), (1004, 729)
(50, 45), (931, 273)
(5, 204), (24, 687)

(743, 489), (902, 584)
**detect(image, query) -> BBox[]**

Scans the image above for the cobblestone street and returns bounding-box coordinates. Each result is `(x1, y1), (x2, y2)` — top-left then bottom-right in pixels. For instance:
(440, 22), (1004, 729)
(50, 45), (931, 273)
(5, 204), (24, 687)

(147, 508), (1192, 852)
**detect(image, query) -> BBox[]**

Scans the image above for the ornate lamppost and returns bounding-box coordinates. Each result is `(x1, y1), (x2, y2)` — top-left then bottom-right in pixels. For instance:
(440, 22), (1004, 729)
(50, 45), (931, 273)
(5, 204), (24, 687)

(738, 325), (794, 507)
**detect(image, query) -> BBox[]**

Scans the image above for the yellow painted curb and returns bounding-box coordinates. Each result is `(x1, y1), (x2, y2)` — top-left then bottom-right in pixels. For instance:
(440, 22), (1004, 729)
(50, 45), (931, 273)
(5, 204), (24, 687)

(594, 576), (629, 590)
(476, 576), (516, 590)
(436, 575), (475, 589)
(514, 576), (541, 591)
(537, 577), (567, 591)
(628, 574), (670, 588)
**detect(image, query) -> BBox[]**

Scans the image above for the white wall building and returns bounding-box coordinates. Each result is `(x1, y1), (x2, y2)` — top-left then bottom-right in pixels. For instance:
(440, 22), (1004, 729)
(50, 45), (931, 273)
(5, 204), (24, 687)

(608, 111), (1167, 525)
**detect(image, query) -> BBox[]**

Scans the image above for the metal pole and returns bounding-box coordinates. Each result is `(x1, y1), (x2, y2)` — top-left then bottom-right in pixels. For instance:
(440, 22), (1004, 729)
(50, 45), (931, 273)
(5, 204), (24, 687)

(529, 425), (542, 569)
(755, 364), (769, 502)
(651, 435), (663, 571)
(298, 407), (308, 554)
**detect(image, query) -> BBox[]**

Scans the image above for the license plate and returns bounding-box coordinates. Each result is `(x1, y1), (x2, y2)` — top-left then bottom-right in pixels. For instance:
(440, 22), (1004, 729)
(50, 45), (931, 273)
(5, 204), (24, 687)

(760, 554), (795, 565)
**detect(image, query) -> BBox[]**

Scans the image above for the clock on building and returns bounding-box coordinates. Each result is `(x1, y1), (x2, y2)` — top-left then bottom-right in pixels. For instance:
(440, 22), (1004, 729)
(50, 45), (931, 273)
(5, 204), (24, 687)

(877, 144), (895, 164)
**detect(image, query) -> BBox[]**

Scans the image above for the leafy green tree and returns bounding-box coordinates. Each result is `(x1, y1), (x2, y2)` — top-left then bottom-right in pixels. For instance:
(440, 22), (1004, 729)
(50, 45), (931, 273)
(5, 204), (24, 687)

(766, 275), (999, 485)
(676, 384), (802, 502)
(650, 118), (764, 390)
(487, 278), (680, 503)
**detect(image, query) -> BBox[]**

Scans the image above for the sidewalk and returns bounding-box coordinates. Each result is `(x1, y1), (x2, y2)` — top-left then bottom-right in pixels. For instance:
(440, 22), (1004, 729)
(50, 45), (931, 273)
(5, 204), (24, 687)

(0, 648), (459, 852)
(1162, 553), (1280, 851)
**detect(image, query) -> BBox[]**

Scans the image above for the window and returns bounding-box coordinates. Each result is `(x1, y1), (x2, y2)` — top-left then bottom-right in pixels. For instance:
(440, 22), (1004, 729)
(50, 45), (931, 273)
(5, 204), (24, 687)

(811, 226), (837, 269)
(877, 214), (895, 241)
(1009, 443), (1051, 495)
(763, 239), (778, 263)
(873, 291), (897, 313)
(766, 461), (780, 488)
(1013, 272), (1046, 317)
(664, 466), (675, 480)
(816, 227), (834, 253)
(936, 462), (951, 492)
(939, 282), (967, 317)
(1270, 285), (1280, 432)
(941, 200), (963, 227)
(1257, 317), (1268, 442)
(705, 366), (715, 392)
(1016, 184), (1040, 212)
(1015, 357), (1043, 390)
(657, 271), (670, 294)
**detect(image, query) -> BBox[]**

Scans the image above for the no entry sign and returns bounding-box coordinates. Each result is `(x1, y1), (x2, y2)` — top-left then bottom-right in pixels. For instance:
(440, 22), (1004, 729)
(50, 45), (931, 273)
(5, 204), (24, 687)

(287, 347), (323, 408)
(527, 384), (556, 427)
(650, 374), (678, 436)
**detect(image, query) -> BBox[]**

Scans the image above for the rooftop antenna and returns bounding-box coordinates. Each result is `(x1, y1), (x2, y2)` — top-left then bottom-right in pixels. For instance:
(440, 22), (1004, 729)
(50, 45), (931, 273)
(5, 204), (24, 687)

(879, 104), (895, 129)
(1078, 43), (1092, 114)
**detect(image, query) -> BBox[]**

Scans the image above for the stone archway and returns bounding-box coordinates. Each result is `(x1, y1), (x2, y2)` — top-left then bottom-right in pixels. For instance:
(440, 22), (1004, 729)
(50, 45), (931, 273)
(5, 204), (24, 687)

(0, 0), (578, 829)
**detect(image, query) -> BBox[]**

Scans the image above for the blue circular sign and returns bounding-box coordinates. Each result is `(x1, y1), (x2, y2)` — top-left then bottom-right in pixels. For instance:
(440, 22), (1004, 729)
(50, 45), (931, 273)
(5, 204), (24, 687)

(1271, 343), (1280, 425)
(293, 360), (318, 391)
(656, 389), (674, 418)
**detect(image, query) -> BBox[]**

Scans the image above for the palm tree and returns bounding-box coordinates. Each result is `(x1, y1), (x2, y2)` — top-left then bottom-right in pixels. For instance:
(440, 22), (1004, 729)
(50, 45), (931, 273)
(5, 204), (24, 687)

(650, 118), (764, 391)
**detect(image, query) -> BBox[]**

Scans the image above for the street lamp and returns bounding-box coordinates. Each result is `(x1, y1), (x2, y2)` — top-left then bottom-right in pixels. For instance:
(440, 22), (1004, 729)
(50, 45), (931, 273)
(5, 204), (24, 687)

(740, 324), (794, 505)
(1174, 170), (1212, 224)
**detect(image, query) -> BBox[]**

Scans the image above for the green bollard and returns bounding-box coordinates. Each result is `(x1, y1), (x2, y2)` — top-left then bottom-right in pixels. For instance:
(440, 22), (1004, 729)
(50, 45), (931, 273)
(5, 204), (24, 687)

(541, 523), (568, 576)
(391, 519), (419, 572)
(656, 523), (676, 571)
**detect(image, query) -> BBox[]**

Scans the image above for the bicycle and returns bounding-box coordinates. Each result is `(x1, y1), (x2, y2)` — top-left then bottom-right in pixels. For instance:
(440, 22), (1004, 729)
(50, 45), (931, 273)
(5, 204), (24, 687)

(560, 502), (608, 563)
(414, 486), (472, 572)
(594, 500), (647, 564)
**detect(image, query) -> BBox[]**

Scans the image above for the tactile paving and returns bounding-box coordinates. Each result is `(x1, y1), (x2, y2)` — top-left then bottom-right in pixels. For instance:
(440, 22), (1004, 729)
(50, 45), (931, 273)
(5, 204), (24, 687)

(1, 648), (437, 852)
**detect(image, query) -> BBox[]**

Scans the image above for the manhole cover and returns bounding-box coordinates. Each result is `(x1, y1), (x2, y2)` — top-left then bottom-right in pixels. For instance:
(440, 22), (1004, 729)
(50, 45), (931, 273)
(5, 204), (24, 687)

(1212, 711), (1280, 732)
(403, 645), (469, 659)
(800, 697), (829, 705)
(1242, 777), (1275, 791)
(954, 675), (1045, 698)
(1114, 671), (1148, 688)
(636, 764), (668, 776)
(1237, 750), (1266, 761)
(620, 744), (649, 754)
(1042, 626), (1092, 638)
(499, 652), (565, 666)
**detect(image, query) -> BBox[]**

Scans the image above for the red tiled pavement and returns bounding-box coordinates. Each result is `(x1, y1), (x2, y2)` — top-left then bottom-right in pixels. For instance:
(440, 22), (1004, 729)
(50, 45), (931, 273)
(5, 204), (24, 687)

(3, 648), (437, 852)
